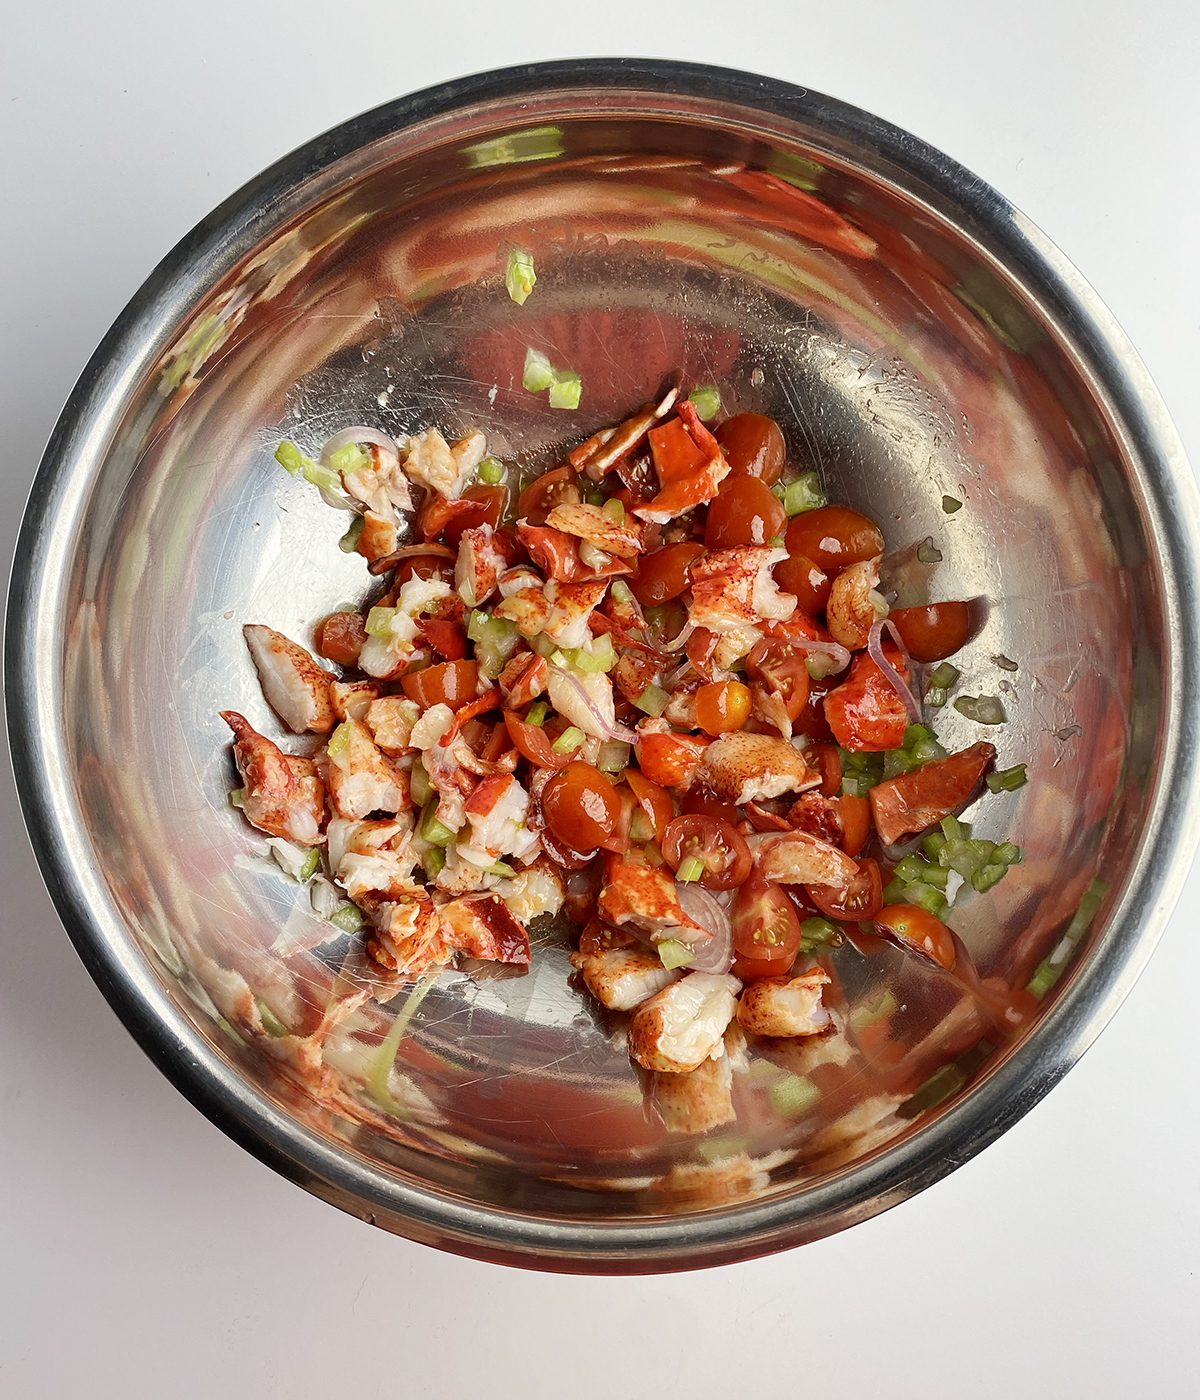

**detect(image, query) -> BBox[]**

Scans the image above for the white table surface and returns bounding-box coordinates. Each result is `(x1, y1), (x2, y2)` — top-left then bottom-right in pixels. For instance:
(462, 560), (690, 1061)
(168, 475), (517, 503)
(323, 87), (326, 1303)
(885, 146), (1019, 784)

(3, 4), (1198, 1395)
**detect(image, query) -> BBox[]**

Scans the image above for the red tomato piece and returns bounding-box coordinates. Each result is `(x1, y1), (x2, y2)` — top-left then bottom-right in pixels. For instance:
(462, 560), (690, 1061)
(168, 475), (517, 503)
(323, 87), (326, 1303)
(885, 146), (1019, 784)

(807, 857), (883, 922)
(416, 617), (467, 660)
(731, 877), (803, 981)
(418, 484), (507, 547)
(704, 475), (787, 550)
(869, 741), (996, 845)
(745, 638), (811, 723)
(785, 505), (885, 572)
(661, 815), (753, 891)
(503, 711), (580, 769)
(316, 612), (367, 667)
(888, 602), (972, 663)
(695, 680), (752, 736)
(517, 465), (583, 526)
(713, 413), (786, 487)
(400, 659), (478, 709)
(838, 793), (873, 856)
(772, 550), (832, 615)
(625, 768), (675, 839)
(823, 643), (910, 751)
(805, 741), (842, 799)
(630, 542), (707, 606)
(680, 788), (739, 824)
(541, 762), (622, 851)
(874, 904), (957, 971)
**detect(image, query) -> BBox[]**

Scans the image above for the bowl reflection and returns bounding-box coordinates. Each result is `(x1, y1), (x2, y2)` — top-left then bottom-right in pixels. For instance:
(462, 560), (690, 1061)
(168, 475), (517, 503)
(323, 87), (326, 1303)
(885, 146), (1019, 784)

(8, 60), (1199, 1272)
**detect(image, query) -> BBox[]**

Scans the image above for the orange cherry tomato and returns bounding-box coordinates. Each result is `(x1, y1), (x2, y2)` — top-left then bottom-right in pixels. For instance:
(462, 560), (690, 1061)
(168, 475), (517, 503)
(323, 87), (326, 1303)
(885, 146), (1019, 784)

(418, 483), (507, 547)
(316, 612), (367, 667)
(888, 602), (972, 663)
(502, 711), (581, 770)
(630, 542), (707, 607)
(745, 638), (811, 722)
(874, 904), (957, 971)
(625, 768), (675, 839)
(680, 788), (739, 824)
(807, 857), (883, 922)
(772, 550), (832, 614)
(517, 465), (583, 526)
(731, 877), (803, 980)
(635, 731), (709, 788)
(400, 659), (478, 709)
(695, 680), (752, 736)
(704, 475), (787, 549)
(713, 413), (786, 487)
(805, 741), (843, 799)
(541, 762), (622, 852)
(838, 793), (873, 856)
(785, 505), (885, 572)
(661, 815), (752, 891)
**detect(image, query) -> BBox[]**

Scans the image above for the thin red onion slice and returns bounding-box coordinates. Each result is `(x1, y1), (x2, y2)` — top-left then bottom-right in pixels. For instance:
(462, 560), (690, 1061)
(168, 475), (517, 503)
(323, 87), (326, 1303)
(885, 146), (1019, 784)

(784, 636), (853, 674)
(673, 884), (734, 974)
(320, 426), (401, 465)
(867, 618), (922, 723)
(661, 617), (697, 651)
(550, 665), (639, 743)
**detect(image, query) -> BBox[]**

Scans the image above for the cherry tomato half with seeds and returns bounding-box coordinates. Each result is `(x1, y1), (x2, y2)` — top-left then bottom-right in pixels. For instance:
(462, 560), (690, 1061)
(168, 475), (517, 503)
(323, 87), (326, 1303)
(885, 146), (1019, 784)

(680, 788), (739, 825)
(630, 542), (707, 607)
(503, 711), (580, 770)
(807, 857), (883, 922)
(400, 659), (478, 709)
(873, 904), (957, 971)
(745, 638), (811, 722)
(713, 413), (787, 487)
(731, 877), (804, 980)
(624, 768), (675, 840)
(517, 465), (583, 526)
(705, 475), (788, 550)
(419, 483), (508, 548)
(662, 815), (752, 891)
(785, 505), (885, 572)
(887, 601), (972, 663)
(541, 761), (622, 852)
(695, 680), (752, 736)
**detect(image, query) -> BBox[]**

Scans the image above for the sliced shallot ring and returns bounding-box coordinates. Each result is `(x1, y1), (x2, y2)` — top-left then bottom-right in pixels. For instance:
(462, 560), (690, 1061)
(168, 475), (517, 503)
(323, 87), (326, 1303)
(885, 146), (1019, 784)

(867, 618), (922, 723)
(673, 884), (734, 974)
(320, 426), (401, 465)
(367, 541), (457, 576)
(550, 666), (639, 743)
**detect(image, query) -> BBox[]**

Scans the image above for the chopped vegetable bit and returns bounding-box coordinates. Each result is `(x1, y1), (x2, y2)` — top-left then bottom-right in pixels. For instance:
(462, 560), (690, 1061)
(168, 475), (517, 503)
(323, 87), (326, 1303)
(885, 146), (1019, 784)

(365, 606), (397, 639)
(274, 441), (309, 476)
(338, 515), (366, 553)
(598, 740), (630, 772)
(548, 370), (582, 410)
(552, 726), (585, 753)
(228, 787), (245, 808)
(1027, 879), (1108, 999)
(799, 916), (843, 952)
(783, 473), (826, 516)
(522, 347), (555, 393)
(525, 701), (548, 726)
(478, 456), (506, 484)
(917, 537), (943, 564)
(942, 495), (963, 514)
(657, 939), (695, 970)
(676, 855), (705, 883)
(986, 763), (1028, 793)
(330, 903), (365, 934)
(954, 694), (1007, 725)
(505, 249), (537, 305)
(635, 683), (669, 718)
(768, 1075), (821, 1118)
(688, 385), (722, 421)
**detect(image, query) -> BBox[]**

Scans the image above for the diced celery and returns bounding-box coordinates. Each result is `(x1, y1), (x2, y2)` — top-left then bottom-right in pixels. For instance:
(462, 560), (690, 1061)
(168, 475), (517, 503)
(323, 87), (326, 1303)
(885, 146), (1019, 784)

(598, 739), (630, 773)
(629, 809), (655, 843)
(894, 854), (930, 885)
(806, 652), (838, 681)
(420, 800), (456, 846)
(228, 788), (245, 809)
(549, 649), (569, 668)
(255, 998), (290, 1038)
(968, 838), (997, 863)
(300, 848), (320, 882)
(923, 831), (947, 860)
(799, 916), (843, 952)
(552, 726), (585, 753)
(971, 862), (1009, 893)
(330, 903), (365, 934)
(365, 606), (397, 639)
(585, 488), (605, 506)
(917, 537), (943, 564)
(994, 841), (1021, 866)
(522, 347), (555, 392)
(883, 748), (916, 780)
(905, 882), (950, 919)
(925, 686), (948, 708)
(409, 760), (431, 808)
(881, 877), (910, 905)
(768, 534), (785, 548)
(329, 441), (369, 475)
(688, 385), (722, 420)
(986, 763), (1028, 793)
(676, 855), (705, 883)
(954, 694), (1007, 725)
(840, 776), (860, 798)
(928, 662), (961, 690)
(301, 458), (343, 493)
(525, 702), (548, 726)
(274, 441), (307, 476)
(783, 472), (826, 515)
(505, 249), (536, 305)
(635, 683), (669, 718)
(610, 580), (634, 605)
(910, 736), (947, 764)
(769, 1075), (821, 1118)
(657, 939), (695, 970)
(338, 515), (366, 553)
(471, 613), (520, 679)
(602, 497), (626, 524)
(904, 723), (935, 747)
(548, 370), (582, 410)
(940, 816), (964, 842)
(939, 838), (983, 879)
(423, 846), (446, 878)
(942, 495), (963, 513)
(897, 1062), (965, 1118)
(477, 456), (505, 485)
(487, 861), (517, 877)
(327, 722), (351, 758)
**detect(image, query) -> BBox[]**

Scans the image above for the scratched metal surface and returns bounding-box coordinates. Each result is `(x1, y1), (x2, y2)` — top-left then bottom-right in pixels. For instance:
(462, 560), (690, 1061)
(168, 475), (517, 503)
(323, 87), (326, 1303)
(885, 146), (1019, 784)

(27, 79), (1182, 1251)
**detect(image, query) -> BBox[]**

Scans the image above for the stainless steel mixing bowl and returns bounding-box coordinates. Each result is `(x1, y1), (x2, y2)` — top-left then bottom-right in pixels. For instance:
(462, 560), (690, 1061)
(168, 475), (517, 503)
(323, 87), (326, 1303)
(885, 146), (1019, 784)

(8, 59), (1199, 1273)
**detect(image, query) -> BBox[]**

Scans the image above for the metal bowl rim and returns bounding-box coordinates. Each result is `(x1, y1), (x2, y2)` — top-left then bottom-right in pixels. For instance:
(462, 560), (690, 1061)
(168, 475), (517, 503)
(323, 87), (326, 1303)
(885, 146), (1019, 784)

(7, 57), (1199, 1272)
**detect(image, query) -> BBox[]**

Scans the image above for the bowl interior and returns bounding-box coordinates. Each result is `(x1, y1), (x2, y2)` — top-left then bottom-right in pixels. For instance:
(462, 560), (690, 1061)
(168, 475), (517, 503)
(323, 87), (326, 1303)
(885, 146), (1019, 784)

(43, 79), (1171, 1257)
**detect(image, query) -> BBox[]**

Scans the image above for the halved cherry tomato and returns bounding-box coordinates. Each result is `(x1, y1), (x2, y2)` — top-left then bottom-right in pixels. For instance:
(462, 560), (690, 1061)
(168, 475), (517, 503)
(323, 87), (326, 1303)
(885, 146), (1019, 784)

(635, 730), (709, 788)
(503, 711), (581, 770)
(704, 475), (787, 549)
(793, 673), (837, 742)
(625, 768), (675, 840)
(416, 617), (467, 660)
(541, 761), (622, 851)
(838, 793), (873, 856)
(772, 550), (832, 614)
(630, 542), (706, 606)
(888, 602), (972, 663)
(695, 680), (752, 735)
(785, 505), (885, 571)
(316, 612), (367, 667)
(806, 741), (843, 798)
(807, 857), (883, 921)
(395, 551), (456, 586)
(745, 638), (811, 722)
(418, 483), (507, 547)
(662, 815), (752, 891)
(680, 788), (739, 824)
(400, 659), (478, 709)
(713, 413), (786, 486)
(874, 904), (957, 971)
(517, 465), (583, 526)
(731, 876), (803, 980)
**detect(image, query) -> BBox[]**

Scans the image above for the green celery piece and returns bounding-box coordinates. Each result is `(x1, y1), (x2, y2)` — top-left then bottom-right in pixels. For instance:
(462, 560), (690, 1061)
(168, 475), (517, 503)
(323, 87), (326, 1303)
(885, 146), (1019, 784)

(904, 882), (950, 919)
(255, 998), (290, 1038)
(524, 702), (548, 727)
(548, 370), (582, 410)
(366, 974), (438, 1117)
(883, 748), (915, 780)
(330, 903), (365, 934)
(505, 249), (536, 305)
(987, 763), (1028, 793)
(994, 841), (1021, 866)
(897, 1063), (966, 1119)
(942, 495), (963, 514)
(478, 456), (506, 485)
(635, 683), (669, 718)
(274, 441), (307, 476)
(925, 685), (948, 708)
(338, 515), (366, 553)
(522, 347), (555, 392)
(928, 661), (961, 689)
(409, 760), (432, 808)
(971, 862), (1009, 893)
(783, 473), (826, 515)
(922, 831), (947, 860)
(657, 939), (695, 970)
(420, 799), (456, 846)
(688, 385), (722, 420)
(881, 877), (910, 906)
(328, 441), (369, 475)
(954, 694), (1007, 725)
(299, 848), (320, 882)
